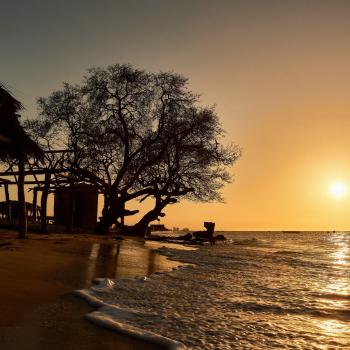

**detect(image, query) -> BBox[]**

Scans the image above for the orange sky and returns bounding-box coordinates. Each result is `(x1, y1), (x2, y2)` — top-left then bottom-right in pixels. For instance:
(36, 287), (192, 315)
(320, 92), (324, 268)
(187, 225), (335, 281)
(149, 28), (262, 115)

(2, 1), (350, 230)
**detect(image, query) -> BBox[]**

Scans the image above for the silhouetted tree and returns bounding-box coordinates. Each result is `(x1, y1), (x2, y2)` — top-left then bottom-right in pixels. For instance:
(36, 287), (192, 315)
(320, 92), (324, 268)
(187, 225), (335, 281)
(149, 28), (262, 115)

(128, 105), (239, 235)
(30, 64), (239, 234)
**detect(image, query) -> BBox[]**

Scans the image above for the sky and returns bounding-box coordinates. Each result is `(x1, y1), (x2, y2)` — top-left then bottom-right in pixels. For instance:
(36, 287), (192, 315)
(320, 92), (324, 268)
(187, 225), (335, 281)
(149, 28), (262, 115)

(1, 0), (350, 231)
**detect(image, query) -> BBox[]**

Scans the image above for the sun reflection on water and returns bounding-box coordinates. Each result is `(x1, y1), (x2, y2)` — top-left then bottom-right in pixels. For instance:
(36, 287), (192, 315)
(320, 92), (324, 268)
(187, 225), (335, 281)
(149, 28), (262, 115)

(331, 243), (349, 267)
(318, 319), (349, 336)
(315, 233), (350, 340)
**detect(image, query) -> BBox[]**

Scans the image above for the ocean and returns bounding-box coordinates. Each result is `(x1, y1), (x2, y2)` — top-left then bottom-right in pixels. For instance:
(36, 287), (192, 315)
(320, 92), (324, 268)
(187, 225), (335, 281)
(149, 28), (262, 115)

(76, 232), (350, 349)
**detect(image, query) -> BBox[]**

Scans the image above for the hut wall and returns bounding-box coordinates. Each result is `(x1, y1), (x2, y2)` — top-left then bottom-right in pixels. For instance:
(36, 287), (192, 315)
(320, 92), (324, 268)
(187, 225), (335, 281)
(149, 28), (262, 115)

(54, 184), (98, 230)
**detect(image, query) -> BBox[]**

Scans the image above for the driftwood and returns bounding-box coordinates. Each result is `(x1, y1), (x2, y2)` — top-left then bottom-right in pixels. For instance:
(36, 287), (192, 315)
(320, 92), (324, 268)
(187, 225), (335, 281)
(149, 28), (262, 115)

(193, 222), (215, 241)
(146, 222), (226, 245)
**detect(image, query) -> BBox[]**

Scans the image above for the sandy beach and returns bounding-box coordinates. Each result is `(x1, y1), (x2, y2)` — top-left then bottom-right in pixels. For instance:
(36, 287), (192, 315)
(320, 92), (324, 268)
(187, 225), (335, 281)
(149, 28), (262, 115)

(0, 229), (170, 350)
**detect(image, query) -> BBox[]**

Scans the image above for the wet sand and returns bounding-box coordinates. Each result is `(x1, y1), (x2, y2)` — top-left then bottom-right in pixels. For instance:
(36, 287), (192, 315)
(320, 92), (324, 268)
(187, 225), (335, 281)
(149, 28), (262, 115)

(0, 230), (178, 350)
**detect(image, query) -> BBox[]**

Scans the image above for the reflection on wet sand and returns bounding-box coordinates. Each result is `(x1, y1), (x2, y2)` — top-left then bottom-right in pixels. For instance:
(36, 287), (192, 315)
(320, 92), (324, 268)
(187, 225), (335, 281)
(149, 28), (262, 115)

(85, 239), (182, 285)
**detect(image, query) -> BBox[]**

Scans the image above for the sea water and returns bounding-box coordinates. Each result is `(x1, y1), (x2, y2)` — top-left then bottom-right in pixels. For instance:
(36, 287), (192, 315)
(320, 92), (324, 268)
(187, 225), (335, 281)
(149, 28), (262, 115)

(76, 232), (350, 349)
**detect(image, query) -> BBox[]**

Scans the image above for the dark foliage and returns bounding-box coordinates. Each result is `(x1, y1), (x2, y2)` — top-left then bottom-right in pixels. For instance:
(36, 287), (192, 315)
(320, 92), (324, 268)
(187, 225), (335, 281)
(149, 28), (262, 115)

(28, 65), (240, 233)
(0, 85), (43, 160)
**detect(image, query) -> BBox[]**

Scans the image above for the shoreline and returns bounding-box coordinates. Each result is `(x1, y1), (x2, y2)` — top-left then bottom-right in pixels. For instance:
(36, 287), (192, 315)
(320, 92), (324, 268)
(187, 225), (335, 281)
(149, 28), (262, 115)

(0, 230), (178, 350)
(74, 243), (198, 350)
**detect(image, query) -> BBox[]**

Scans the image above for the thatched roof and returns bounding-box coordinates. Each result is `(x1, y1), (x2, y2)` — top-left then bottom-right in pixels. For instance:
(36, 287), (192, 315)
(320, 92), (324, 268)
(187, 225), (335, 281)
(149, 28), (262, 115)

(0, 85), (43, 160)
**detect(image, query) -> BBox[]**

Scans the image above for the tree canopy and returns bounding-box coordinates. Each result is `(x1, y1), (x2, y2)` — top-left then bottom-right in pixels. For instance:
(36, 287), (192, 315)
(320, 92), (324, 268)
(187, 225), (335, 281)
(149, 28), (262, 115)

(28, 64), (240, 234)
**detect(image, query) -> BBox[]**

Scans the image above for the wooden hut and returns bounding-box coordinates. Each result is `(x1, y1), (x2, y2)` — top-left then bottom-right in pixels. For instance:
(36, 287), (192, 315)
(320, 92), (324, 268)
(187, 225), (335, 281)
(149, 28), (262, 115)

(0, 85), (43, 238)
(54, 184), (98, 230)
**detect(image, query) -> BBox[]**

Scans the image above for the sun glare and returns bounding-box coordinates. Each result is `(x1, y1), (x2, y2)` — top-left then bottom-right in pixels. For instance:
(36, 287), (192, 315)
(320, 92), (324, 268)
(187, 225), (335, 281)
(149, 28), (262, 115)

(330, 181), (348, 199)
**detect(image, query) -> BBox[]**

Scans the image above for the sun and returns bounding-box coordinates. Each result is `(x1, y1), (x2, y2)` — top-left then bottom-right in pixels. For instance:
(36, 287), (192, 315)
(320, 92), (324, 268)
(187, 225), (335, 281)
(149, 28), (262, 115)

(330, 181), (348, 199)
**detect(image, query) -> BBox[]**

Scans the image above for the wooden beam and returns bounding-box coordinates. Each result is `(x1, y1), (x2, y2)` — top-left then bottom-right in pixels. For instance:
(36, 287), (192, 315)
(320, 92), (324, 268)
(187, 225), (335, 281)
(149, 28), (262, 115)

(27, 180), (71, 185)
(0, 168), (70, 176)
(31, 185), (102, 193)
(43, 150), (73, 154)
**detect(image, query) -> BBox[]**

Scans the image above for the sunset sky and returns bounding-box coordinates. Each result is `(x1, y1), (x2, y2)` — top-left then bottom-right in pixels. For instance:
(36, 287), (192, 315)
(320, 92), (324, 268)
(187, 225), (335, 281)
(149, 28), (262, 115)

(2, 0), (350, 231)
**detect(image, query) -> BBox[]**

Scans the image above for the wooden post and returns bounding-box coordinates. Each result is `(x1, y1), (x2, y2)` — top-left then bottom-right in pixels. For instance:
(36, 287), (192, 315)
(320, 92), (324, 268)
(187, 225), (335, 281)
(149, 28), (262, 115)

(4, 183), (10, 220)
(67, 181), (75, 233)
(40, 172), (51, 233)
(32, 188), (37, 222)
(17, 154), (27, 239)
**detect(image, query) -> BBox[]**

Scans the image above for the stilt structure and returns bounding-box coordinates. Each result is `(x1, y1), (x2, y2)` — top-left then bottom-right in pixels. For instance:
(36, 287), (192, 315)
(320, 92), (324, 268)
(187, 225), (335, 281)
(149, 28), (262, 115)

(0, 85), (43, 238)
(0, 88), (100, 234)
(0, 153), (101, 233)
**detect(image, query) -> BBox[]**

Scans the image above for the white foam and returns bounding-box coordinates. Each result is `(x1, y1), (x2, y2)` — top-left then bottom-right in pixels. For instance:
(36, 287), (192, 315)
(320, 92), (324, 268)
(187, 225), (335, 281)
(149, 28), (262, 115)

(86, 310), (186, 350)
(74, 278), (186, 349)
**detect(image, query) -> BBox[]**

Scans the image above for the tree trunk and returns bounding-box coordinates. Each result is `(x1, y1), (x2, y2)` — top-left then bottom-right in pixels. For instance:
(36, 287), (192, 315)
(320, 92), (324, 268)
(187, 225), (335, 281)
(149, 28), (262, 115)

(17, 155), (27, 239)
(95, 194), (124, 234)
(128, 197), (176, 236)
(129, 209), (160, 236)
(40, 172), (51, 233)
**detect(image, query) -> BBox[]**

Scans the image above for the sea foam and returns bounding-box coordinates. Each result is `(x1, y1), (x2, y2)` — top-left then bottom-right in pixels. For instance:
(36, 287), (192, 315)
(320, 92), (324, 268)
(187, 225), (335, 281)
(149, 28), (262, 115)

(74, 278), (187, 350)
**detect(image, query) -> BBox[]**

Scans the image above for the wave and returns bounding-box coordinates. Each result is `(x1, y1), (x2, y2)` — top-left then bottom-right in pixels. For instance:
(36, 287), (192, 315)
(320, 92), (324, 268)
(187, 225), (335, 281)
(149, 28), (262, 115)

(311, 292), (350, 301)
(74, 279), (186, 350)
(273, 250), (304, 255)
(224, 300), (350, 322)
(231, 238), (268, 246)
